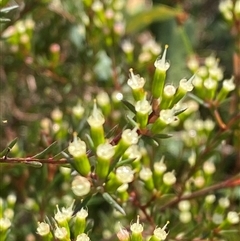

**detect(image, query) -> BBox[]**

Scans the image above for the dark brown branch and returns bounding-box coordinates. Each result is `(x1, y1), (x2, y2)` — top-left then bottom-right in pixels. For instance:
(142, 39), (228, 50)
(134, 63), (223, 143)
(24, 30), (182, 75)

(0, 157), (68, 164)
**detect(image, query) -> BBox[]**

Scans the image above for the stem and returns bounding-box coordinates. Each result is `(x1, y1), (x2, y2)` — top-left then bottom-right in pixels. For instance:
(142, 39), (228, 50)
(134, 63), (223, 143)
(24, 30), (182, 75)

(0, 157), (68, 164)
(159, 174), (240, 211)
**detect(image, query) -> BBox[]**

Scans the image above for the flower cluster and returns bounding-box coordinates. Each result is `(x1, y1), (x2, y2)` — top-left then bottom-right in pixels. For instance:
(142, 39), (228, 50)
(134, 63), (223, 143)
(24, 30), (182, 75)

(37, 200), (90, 241)
(187, 55), (236, 103)
(0, 194), (16, 241)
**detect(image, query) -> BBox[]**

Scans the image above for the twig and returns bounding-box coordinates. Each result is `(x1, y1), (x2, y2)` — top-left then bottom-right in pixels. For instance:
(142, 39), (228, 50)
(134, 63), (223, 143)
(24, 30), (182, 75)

(0, 157), (68, 164)
(159, 174), (240, 211)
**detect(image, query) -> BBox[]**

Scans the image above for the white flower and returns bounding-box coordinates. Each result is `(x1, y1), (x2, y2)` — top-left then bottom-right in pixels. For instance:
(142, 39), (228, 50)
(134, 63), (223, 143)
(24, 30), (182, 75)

(116, 166), (134, 183)
(130, 216), (143, 234)
(227, 211), (239, 224)
(127, 69), (145, 89)
(97, 143), (115, 159)
(76, 233), (91, 241)
(36, 222), (50, 236)
(54, 226), (68, 239)
(163, 171), (176, 185)
(153, 221), (169, 240)
(122, 128), (139, 145)
(139, 167), (152, 181)
(72, 176), (91, 196)
(68, 133), (86, 157)
(87, 100), (105, 127)
(154, 45), (170, 71)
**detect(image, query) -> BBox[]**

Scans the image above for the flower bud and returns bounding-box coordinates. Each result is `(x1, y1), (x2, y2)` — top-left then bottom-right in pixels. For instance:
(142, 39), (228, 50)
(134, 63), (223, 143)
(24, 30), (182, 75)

(37, 222), (52, 240)
(51, 108), (63, 122)
(163, 171), (176, 186)
(178, 200), (191, 212)
(117, 226), (130, 241)
(151, 109), (176, 134)
(72, 102), (85, 119)
(76, 233), (91, 241)
(203, 78), (217, 100)
(139, 167), (154, 191)
(117, 184), (129, 202)
(135, 93), (152, 128)
(116, 166), (134, 184)
(68, 133), (91, 176)
(219, 197), (230, 209)
(105, 173), (123, 192)
(171, 76), (194, 107)
(7, 193), (17, 208)
(71, 175), (91, 197)
(127, 69), (145, 101)
(54, 205), (70, 236)
(187, 56), (199, 73)
(114, 128), (139, 158)
(216, 76), (235, 102)
(130, 216), (143, 241)
(179, 211), (192, 223)
(74, 208), (88, 236)
(87, 100), (105, 147)
(96, 143), (115, 179)
(54, 226), (70, 241)
(153, 157), (167, 189)
(0, 217), (11, 232)
(160, 84), (176, 109)
(149, 221), (169, 241)
(152, 45), (170, 98)
(96, 91), (111, 116)
(123, 145), (142, 171)
(203, 161), (216, 175)
(227, 211), (239, 224)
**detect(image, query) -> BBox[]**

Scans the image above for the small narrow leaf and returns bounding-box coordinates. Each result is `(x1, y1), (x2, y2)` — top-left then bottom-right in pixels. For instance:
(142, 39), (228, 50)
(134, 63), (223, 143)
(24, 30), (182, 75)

(154, 133), (173, 139)
(188, 93), (208, 107)
(105, 124), (118, 139)
(125, 115), (138, 128)
(0, 137), (18, 157)
(115, 158), (135, 168)
(174, 107), (187, 116)
(32, 141), (58, 158)
(85, 134), (95, 151)
(102, 193), (126, 215)
(122, 100), (136, 114)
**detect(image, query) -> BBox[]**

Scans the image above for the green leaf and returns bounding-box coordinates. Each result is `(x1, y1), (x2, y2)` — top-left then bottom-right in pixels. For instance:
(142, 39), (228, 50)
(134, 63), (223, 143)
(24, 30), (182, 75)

(0, 137), (18, 157)
(122, 100), (136, 114)
(126, 4), (182, 34)
(153, 133), (173, 139)
(188, 93), (208, 107)
(102, 192), (126, 215)
(115, 157), (135, 168)
(105, 124), (118, 139)
(32, 141), (58, 158)
(174, 107), (187, 116)
(125, 115), (138, 128)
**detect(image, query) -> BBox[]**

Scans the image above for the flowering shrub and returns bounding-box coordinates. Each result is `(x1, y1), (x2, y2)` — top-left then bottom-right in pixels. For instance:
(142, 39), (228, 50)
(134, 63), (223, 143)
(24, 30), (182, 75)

(0, 0), (240, 241)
